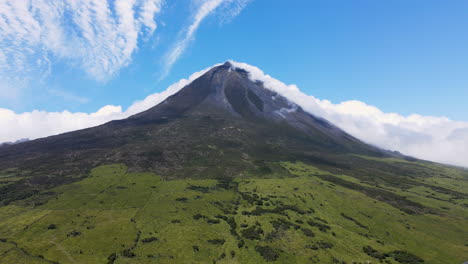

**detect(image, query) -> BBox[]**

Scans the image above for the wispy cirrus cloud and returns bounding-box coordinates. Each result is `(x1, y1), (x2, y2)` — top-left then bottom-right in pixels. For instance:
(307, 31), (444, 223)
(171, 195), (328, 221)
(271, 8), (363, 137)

(0, 0), (252, 101)
(0, 0), (163, 90)
(161, 0), (251, 79)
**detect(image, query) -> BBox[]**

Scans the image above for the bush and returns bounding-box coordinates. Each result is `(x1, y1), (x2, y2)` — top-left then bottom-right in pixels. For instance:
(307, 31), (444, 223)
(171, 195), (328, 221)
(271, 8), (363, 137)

(186, 185), (211, 193)
(301, 228), (315, 237)
(47, 224), (57, 230)
(67, 230), (81, 237)
(306, 240), (334, 250)
(122, 249), (135, 258)
(237, 240), (245, 248)
(193, 214), (205, 220)
(207, 219), (220, 224)
(363, 246), (386, 259)
(107, 253), (117, 264)
(207, 239), (225, 245)
(389, 251), (424, 264)
(340, 213), (368, 229)
(255, 245), (280, 262)
(215, 214), (228, 221)
(307, 220), (331, 232)
(241, 226), (263, 240)
(141, 237), (158, 243)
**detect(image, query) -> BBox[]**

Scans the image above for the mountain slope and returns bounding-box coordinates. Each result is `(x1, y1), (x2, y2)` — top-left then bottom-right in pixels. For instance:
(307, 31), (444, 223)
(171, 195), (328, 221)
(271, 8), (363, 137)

(0, 62), (466, 264)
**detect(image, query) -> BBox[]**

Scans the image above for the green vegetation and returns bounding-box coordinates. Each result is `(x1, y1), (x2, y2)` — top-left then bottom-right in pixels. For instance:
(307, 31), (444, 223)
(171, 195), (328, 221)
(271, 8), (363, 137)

(0, 160), (465, 263)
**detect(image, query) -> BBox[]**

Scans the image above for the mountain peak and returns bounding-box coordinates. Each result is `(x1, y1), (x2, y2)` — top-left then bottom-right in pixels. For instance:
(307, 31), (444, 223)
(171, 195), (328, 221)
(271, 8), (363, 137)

(128, 61), (372, 156)
(0, 61), (385, 181)
(222, 60), (233, 67)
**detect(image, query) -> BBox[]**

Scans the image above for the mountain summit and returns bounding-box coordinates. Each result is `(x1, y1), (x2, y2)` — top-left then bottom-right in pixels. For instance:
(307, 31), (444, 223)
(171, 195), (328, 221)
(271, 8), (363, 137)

(0, 62), (466, 264)
(0, 62), (383, 179)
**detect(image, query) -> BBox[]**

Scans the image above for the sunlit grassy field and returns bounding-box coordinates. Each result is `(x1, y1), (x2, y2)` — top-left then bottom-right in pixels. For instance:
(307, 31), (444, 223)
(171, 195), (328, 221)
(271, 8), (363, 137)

(0, 160), (466, 263)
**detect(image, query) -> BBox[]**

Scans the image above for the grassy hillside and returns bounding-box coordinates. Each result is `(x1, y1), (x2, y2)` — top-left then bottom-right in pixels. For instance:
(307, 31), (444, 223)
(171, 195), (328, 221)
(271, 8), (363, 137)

(0, 158), (466, 264)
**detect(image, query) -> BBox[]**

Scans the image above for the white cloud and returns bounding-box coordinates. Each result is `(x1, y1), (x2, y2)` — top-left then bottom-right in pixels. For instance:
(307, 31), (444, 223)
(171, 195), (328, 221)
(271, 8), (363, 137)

(0, 0), (163, 85)
(161, 0), (250, 78)
(1, 61), (467, 168)
(229, 61), (468, 167)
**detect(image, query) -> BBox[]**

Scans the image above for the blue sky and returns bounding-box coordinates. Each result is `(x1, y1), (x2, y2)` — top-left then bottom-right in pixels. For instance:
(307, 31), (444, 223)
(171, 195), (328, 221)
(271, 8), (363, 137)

(1, 0), (468, 166)
(1, 0), (467, 120)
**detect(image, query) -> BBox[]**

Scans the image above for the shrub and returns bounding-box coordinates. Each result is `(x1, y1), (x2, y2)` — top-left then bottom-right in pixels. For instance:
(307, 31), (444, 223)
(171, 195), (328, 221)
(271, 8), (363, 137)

(207, 219), (220, 224)
(389, 250), (424, 264)
(306, 240), (334, 250)
(301, 228), (315, 237)
(255, 245), (280, 262)
(207, 239), (225, 245)
(237, 240), (245, 248)
(186, 185), (211, 193)
(141, 237), (158, 243)
(307, 220), (331, 232)
(316, 240), (333, 249)
(122, 249), (135, 258)
(241, 226), (263, 240)
(363, 246), (386, 259)
(193, 214), (205, 220)
(340, 213), (368, 229)
(215, 214), (228, 221)
(47, 224), (57, 230)
(107, 253), (117, 264)
(67, 230), (81, 237)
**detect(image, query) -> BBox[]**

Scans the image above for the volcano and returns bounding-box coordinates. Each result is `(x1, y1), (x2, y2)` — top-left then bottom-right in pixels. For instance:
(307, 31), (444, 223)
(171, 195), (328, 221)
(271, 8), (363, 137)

(0, 62), (388, 178)
(0, 62), (466, 264)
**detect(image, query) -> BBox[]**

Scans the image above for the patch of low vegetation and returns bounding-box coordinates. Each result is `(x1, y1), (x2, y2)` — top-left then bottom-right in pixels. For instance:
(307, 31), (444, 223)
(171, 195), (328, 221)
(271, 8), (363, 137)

(307, 219), (331, 232)
(255, 245), (280, 261)
(389, 250), (424, 264)
(241, 225), (264, 240)
(301, 227), (315, 237)
(186, 185), (211, 193)
(305, 240), (334, 250)
(340, 213), (368, 229)
(207, 239), (225, 245)
(141, 237), (158, 243)
(363, 245), (387, 259)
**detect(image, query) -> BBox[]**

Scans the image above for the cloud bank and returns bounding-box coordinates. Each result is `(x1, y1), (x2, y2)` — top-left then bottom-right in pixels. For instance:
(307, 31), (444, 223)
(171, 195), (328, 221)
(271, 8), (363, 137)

(1, 61), (467, 168)
(230, 61), (468, 168)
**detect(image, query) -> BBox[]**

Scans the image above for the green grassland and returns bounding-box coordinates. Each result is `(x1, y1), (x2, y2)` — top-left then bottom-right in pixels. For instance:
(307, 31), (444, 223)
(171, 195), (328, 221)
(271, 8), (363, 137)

(0, 160), (466, 264)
